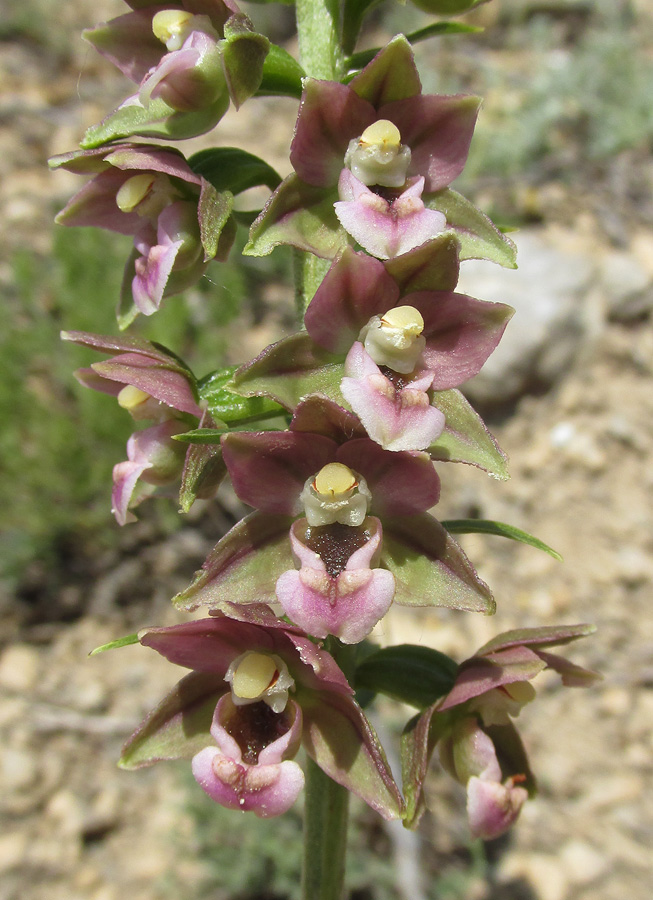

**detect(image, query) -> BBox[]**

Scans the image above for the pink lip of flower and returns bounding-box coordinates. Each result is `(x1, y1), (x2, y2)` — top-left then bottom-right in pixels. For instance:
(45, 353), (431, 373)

(123, 613), (404, 820)
(191, 694), (306, 818)
(275, 517), (396, 644)
(334, 172), (447, 260)
(112, 419), (189, 525)
(341, 341), (445, 452)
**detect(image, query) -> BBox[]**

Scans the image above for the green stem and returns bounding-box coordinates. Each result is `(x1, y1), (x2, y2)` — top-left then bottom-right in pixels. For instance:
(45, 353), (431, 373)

(300, 638), (356, 900)
(301, 758), (350, 900)
(295, 0), (346, 81)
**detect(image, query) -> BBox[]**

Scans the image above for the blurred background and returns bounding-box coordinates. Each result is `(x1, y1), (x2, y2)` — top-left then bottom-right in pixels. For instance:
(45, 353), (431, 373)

(1, 0), (652, 898)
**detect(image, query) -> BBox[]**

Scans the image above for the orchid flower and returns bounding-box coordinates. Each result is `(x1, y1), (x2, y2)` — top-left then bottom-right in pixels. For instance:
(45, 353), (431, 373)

(119, 610), (404, 819)
(50, 144), (235, 323)
(401, 625), (600, 838)
(80, 0), (269, 146)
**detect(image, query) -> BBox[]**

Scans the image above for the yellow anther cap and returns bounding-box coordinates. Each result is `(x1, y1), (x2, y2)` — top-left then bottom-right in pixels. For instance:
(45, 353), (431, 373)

(152, 9), (194, 45)
(359, 119), (402, 149)
(115, 174), (156, 213)
(231, 653), (279, 701)
(313, 463), (357, 497)
(117, 385), (151, 410)
(380, 305), (425, 336)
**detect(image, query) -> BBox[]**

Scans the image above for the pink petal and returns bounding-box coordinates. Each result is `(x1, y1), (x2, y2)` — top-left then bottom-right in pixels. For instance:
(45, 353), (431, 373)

(341, 343), (445, 452)
(191, 746), (305, 817)
(335, 172), (446, 259)
(467, 776), (528, 840)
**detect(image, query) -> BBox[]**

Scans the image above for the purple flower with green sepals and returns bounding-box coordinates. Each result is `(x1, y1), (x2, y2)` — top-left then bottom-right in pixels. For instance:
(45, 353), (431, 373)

(401, 625), (600, 838)
(51, 144), (235, 324)
(239, 247), (512, 452)
(80, 0), (269, 147)
(173, 396), (494, 632)
(120, 610), (404, 820)
(245, 36), (491, 262)
(62, 330), (225, 523)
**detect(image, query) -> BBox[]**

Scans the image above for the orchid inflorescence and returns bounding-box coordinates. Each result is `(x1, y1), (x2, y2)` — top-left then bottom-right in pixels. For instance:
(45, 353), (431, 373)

(52, 0), (598, 885)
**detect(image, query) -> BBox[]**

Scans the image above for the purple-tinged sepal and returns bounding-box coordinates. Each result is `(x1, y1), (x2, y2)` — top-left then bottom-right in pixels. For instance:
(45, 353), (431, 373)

(276, 517), (395, 643)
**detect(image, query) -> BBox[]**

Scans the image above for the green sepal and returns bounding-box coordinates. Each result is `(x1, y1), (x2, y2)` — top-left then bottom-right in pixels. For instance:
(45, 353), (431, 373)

(89, 633), (139, 656)
(384, 233), (461, 294)
(119, 672), (225, 769)
(80, 94), (231, 149)
(347, 22), (482, 70)
(410, 0), (489, 17)
(401, 706), (452, 828)
(349, 35), (421, 105)
(430, 389), (509, 479)
(257, 43), (306, 98)
(198, 366), (287, 422)
(220, 16), (270, 108)
(381, 515), (495, 614)
(178, 439), (227, 513)
(232, 333), (345, 411)
(173, 513), (295, 611)
(245, 175), (346, 259)
(197, 184), (234, 260)
(189, 147), (282, 195)
(425, 188), (518, 268)
(442, 519), (562, 560)
(356, 645), (458, 709)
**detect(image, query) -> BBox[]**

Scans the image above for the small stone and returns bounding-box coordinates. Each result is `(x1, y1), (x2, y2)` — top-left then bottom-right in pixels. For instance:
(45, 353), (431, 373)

(497, 853), (568, 900)
(0, 831), (29, 874)
(46, 789), (84, 837)
(599, 687), (631, 717)
(0, 644), (40, 692)
(561, 840), (608, 885)
(0, 747), (38, 792)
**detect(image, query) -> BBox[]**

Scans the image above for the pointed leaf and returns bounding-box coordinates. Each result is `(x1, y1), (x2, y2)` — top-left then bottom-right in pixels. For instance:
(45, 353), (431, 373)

(442, 519), (562, 560)
(245, 175), (346, 259)
(173, 513), (295, 611)
(347, 23), (482, 74)
(232, 334), (345, 411)
(258, 43), (305, 98)
(476, 624), (597, 657)
(189, 147), (281, 194)
(90, 633), (139, 656)
(425, 188), (517, 268)
(199, 366), (286, 422)
(381, 514), (495, 614)
(430, 389), (509, 478)
(120, 672), (225, 769)
(356, 645), (458, 708)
